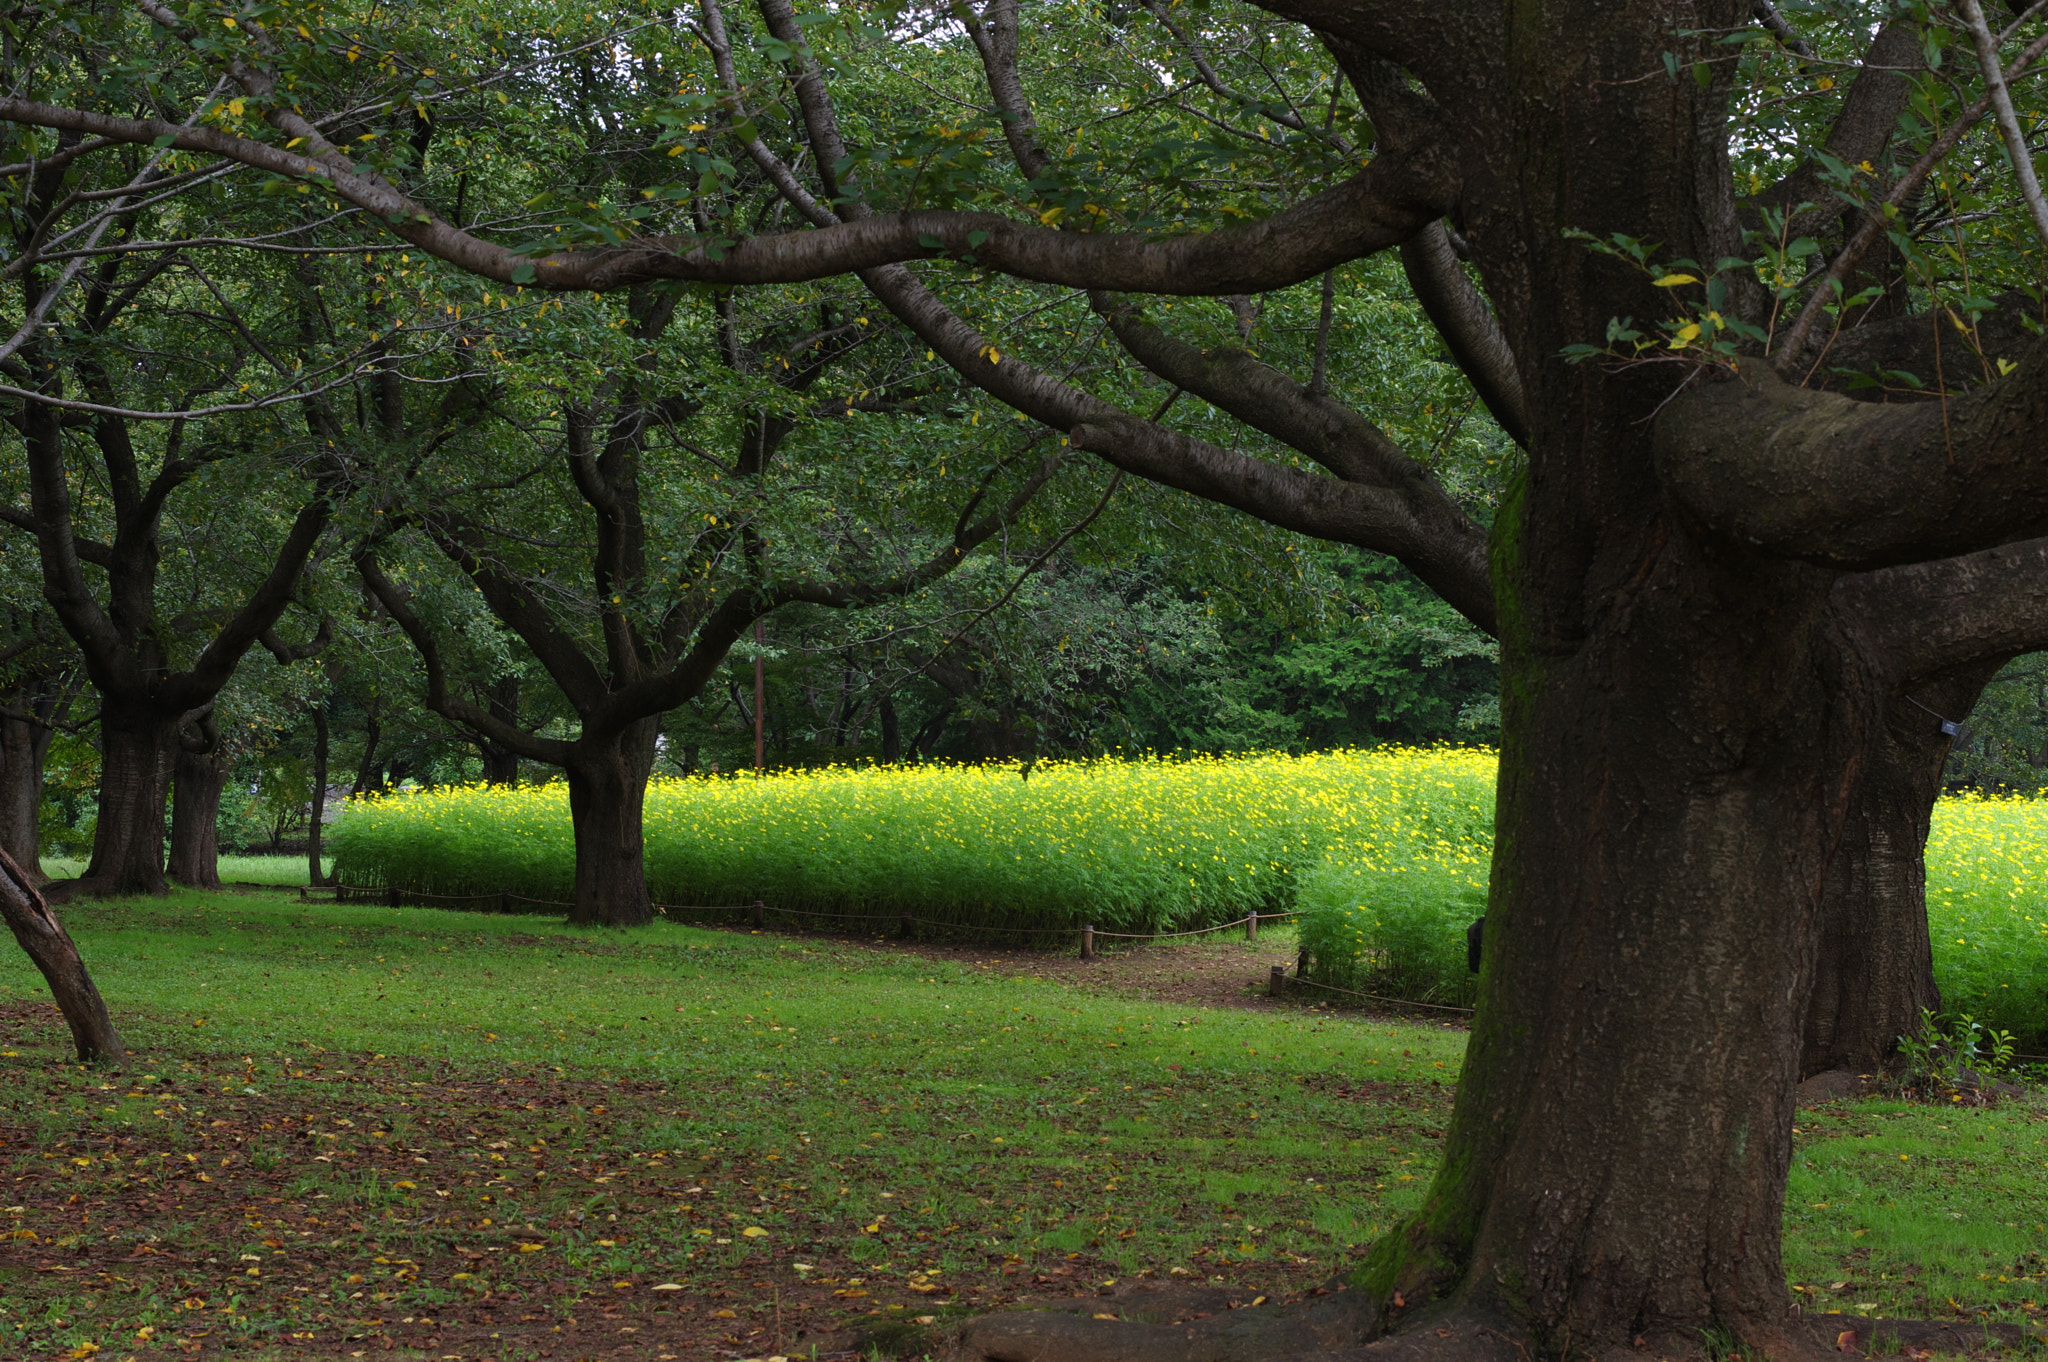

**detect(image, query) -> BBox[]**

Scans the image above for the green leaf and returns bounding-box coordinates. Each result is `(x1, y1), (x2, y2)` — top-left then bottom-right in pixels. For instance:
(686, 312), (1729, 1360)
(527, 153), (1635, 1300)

(509, 264), (536, 286)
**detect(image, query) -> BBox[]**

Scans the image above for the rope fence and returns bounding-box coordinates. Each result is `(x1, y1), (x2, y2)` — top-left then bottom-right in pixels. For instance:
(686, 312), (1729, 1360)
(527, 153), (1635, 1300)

(309, 882), (1464, 1019)
(1270, 969), (1476, 1017)
(313, 882), (1295, 951)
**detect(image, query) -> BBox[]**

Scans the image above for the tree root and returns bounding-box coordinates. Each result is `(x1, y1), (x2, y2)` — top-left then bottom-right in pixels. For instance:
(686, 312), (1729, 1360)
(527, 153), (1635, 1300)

(953, 1281), (1379, 1362)
(950, 1286), (1532, 1362)
(946, 1289), (2046, 1362)
(1797, 1312), (2043, 1358)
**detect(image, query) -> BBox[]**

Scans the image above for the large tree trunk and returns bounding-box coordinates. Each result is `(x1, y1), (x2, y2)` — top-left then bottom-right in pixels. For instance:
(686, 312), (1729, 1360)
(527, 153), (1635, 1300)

(0, 708), (53, 880)
(1364, 510), (1845, 1352)
(1800, 665), (1995, 1079)
(74, 704), (176, 899)
(0, 844), (123, 1064)
(168, 745), (225, 890)
(563, 717), (659, 927)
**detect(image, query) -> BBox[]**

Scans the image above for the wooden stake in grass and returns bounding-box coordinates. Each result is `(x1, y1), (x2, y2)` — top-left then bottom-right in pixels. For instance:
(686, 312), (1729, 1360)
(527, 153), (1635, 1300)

(0, 844), (124, 1064)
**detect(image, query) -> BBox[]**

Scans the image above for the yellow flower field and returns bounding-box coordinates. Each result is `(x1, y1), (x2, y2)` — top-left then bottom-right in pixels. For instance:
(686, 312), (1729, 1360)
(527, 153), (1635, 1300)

(330, 747), (1497, 934)
(330, 757), (2048, 1034)
(1925, 795), (2048, 1042)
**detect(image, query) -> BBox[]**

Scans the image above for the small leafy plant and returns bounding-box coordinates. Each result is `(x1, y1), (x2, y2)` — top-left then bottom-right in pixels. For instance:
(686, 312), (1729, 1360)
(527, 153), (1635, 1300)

(1890, 1007), (2018, 1104)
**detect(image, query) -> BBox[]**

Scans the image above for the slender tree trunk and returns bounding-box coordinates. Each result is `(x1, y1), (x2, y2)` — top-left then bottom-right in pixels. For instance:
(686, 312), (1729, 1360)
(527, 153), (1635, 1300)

(351, 707), (383, 797)
(167, 740), (225, 890)
(753, 620), (766, 771)
(75, 703), (176, 898)
(0, 709), (53, 880)
(1800, 665), (1996, 1078)
(0, 844), (123, 1064)
(563, 716), (659, 927)
(307, 704), (330, 887)
(480, 676), (520, 785)
(879, 694), (901, 764)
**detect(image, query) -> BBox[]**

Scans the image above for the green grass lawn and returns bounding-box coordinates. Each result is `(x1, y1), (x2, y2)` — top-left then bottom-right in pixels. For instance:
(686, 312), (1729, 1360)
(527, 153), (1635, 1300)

(0, 890), (2041, 1361)
(39, 855), (329, 887)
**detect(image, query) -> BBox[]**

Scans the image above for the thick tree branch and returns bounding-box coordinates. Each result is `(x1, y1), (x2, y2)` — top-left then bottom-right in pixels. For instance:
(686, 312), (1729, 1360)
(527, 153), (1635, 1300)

(172, 498), (334, 708)
(259, 612), (334, 665)
(1815, 288), (2043, 398)
(353, 549), (578, 766)
(1749, 21), (1920, 242)
(1398, 220), (1529, 446)
(1774, 24), (2048, 367)
(0, 97), (1454, 296)
(1656, 345), (2048, 570)
(1834, 535), (2048, 686)
(1089, 291), (1496, 631)
(1750, 1), (1814, 61)
(418, 516), (615, 714)
(964, 0), (1055, 180)
(605, 446), (1067, 721)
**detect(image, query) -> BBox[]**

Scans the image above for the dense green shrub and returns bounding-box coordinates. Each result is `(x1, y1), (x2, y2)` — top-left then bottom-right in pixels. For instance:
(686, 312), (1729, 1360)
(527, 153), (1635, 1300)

(1296, 861), (1488, 1007)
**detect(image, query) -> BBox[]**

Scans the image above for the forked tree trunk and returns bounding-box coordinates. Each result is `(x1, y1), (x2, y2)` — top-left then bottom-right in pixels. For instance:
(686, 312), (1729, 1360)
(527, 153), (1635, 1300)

(1800, 666), (1995, 1079)
(0, 844), (123, 1064)
(168, 740), (225, 890)
(0, 709), (53, 880)
(76, 705), (176, 898)
(563, 716), (659, 927)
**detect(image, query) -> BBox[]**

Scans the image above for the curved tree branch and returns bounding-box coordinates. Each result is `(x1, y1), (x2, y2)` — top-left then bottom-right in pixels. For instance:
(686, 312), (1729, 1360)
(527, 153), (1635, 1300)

(857, 262), (1499, 633)
(0, 97), (1456, 296)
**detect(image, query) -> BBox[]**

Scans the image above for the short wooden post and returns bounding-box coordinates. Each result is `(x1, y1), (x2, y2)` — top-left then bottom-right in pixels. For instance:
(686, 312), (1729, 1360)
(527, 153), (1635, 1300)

(499, 891), (512, 915)
(387, 886), (401, 909)
(299, 886), (308, 903)
(1247, 910), (1259, 942)
(899, 912), (913, 939)
(1297, 947), (1309, 977)
(1269, 964), (1286, 998)
(1081, 924), (1095, 960)
(751, 900), (765, 929)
